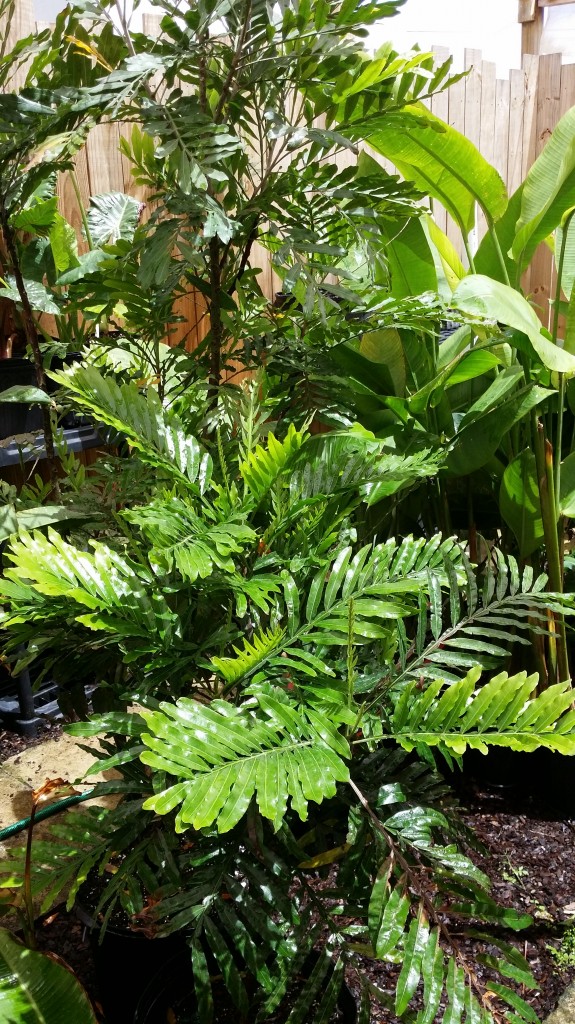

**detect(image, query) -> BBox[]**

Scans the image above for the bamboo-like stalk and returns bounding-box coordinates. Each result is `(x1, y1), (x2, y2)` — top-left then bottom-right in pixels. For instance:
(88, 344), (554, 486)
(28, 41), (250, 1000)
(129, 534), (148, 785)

(533, 416), (570, 684)
(0, 204), (61, 500)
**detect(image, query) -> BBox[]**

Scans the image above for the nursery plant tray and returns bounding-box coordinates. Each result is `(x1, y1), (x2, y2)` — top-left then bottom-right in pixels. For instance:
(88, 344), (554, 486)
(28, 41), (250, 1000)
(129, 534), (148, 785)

(0, 425), (102, 467)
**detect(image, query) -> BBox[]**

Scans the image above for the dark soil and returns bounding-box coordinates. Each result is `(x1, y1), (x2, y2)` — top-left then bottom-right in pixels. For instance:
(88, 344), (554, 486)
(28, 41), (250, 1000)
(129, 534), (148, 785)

(3, 726), (574, 1023)
(0, 719), (63, 761)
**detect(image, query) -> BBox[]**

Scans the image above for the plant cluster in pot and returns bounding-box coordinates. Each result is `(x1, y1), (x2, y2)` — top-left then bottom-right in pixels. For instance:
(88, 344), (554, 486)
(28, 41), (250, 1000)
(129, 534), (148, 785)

(2, 364), (575, 1023)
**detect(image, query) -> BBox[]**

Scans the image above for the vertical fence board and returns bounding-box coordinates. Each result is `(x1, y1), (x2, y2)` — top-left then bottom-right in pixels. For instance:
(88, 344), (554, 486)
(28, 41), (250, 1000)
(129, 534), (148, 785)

(494, 77), (511, 187)
(446, 75), (467, 256)
(530, 54), (562, 325)
(430, 46), (450, 235)
(508, 68), (526, 195)
(522, 53), (540, 178)
(477, 60), (497, 239)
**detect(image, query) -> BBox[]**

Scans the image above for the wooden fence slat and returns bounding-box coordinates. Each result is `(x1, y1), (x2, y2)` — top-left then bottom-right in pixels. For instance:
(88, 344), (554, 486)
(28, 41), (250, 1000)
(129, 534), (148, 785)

(494, 77), (511, 187)
(477, 60), (497, 239)
(522, 53), (540, 178)
(508, 67), (526, 194)
(464, 50), (483, 253)
(446, 74), (467, 254)
(430, 46), (450, 235)
(464, 48), (483, 150)
(530, 53), (562, 324)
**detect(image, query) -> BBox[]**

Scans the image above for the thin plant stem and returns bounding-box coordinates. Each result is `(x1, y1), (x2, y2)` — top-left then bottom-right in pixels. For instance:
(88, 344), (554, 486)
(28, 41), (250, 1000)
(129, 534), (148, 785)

(533, 416), (570, 683)
(463, 234), (476, 274)
(69, 169), (94, 251)
(486, 216), (511, 287)
(552, 209), (575, 508)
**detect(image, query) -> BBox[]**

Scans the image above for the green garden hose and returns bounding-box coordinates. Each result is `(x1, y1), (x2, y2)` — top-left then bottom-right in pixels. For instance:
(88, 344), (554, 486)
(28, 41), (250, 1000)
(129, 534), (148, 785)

(0, 789), (95, 841)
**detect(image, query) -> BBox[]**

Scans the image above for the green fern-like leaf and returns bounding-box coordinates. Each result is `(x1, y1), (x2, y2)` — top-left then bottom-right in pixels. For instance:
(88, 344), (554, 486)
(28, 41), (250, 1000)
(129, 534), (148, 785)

(50, 364), (212, 492)
(140, 692), (350, 832)
(394, 550), (573, 684)
(0, 529), (177, 644)
(211, 535), (465, 685)
(388, 666), (575, 754)
(123, 497), (256, 581)
(240, 423), (305, 501)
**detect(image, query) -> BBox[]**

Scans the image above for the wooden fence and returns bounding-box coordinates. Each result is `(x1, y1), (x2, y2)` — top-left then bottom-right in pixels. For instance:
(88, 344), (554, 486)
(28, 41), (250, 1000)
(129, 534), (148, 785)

(4, 0), (575, 337)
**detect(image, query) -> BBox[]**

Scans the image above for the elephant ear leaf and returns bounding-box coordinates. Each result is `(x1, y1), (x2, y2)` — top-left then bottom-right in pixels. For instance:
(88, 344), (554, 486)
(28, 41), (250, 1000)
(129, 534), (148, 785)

(86, 191), (141, 246)
(0, 928), (97, 1024)
(363, 104), (507, 235)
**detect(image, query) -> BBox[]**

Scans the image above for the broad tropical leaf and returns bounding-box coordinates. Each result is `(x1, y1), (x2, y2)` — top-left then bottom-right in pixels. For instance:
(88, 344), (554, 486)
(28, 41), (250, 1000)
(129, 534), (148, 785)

(512, 104), (575, 273)
(453, 275), (575, 373)
(363, 104), (508, 235)
(0, 928), (97, 1024)
(86, 191), (141, 245)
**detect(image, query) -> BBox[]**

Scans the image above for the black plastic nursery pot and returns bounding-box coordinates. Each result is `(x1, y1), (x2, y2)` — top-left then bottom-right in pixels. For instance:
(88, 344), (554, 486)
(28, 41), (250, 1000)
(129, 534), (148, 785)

(133, 948), (358, 1024)
(0, 357), (43, 438)
(76, 901), (187, 1024)
(455, 747), (575, 815)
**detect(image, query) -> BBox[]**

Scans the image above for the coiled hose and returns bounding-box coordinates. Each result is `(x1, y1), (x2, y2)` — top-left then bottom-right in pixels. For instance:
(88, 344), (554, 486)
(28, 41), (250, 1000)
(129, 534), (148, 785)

(0, 789), (95, 841)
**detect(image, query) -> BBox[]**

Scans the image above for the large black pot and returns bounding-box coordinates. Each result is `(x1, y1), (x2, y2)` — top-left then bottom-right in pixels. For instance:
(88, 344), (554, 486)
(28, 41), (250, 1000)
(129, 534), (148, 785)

(453, 747), (575, 816)
(133, 948), (358, 1024)
(0, 358), (43, 438)
(76, 901), (186, 1024)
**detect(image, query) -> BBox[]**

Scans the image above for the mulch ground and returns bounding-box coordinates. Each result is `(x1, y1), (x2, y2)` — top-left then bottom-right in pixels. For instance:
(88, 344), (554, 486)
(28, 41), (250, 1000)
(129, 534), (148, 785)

(2, 726), (575, 1022)
(0, 719), (63, 760)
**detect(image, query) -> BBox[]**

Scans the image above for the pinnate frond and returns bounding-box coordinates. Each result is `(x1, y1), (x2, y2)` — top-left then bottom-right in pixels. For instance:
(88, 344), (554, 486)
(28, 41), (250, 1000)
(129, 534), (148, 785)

(140, 692), (351, 832)
(123, 497), (256, 581)
(388, 665), (575, 755)
(212, 535), (465, 684)
(0, 529), (177, 643)
(395, 549), (574, 684)
(50, 364), (211, 492)
(240, 423), (305, 501)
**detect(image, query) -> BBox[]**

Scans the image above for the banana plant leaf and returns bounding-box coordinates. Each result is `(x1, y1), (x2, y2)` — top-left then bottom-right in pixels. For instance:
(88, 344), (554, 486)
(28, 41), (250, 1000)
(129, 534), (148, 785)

(512, 105), (575, 273)
(364, 104), (508, 235)
(453, 274), (575, 373)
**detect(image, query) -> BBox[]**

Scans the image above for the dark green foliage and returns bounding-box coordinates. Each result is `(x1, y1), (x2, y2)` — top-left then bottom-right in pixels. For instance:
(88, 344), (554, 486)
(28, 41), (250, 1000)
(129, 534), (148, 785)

(1, 363), (574, 1024)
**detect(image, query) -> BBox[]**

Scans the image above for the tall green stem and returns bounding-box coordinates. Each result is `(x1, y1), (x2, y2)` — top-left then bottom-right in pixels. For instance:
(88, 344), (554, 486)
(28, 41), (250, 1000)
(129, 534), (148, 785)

(533, 416), (570, 683)
(463, 234), (476, 275)
(486, 216), (511, 287)
(69, 169), (94, 251)
(552, 208), (575, 508)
